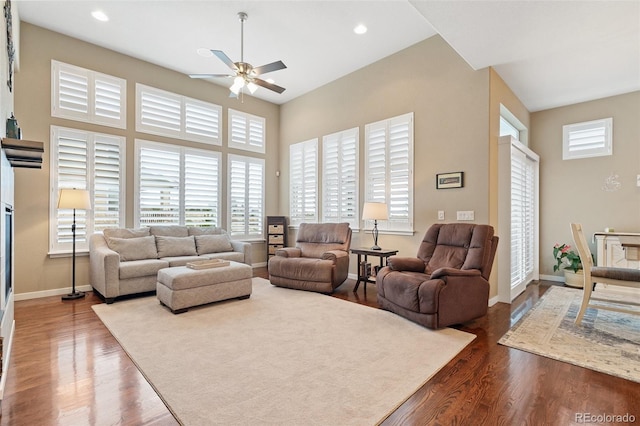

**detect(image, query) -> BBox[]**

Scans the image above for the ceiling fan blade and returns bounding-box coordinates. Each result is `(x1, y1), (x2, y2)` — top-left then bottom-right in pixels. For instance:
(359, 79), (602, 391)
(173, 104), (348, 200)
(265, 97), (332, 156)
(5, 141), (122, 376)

(211, 50), (238, 71)
(252, 60), (287, 76)
(252, 78), (286, 94)
(189, 74), (234, 79)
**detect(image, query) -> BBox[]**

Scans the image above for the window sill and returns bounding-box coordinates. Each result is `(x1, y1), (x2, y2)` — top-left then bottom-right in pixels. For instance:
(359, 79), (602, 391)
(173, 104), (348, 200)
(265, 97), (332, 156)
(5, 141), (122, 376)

(48, 250), (90, 259)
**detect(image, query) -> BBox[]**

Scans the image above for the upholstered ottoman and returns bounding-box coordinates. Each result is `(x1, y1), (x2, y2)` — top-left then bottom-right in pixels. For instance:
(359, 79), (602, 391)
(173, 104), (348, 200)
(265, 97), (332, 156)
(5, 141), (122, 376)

(156, 261), (252, 314)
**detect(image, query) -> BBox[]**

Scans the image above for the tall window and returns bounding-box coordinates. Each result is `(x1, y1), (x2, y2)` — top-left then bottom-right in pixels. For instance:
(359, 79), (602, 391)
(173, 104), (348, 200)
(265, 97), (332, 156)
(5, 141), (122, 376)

(135, 140), (221, 227)
(136, 84), (222, 145)
(322, 128), (359, 228)
(364, 112), (413, 234)
(51, 60), (126, 129)
(50, 126), (125, 253)
(289, 139), (318, 226)
(228, 154), (265, 239)
(228, 109), (266, 153)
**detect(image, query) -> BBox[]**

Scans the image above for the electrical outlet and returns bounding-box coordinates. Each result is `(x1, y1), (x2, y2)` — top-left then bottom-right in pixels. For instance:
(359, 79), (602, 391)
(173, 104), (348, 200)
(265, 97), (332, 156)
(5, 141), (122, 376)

(438, 210), (445, 220)
(637, 174), (640, 187)
(456, 210), (475, 221)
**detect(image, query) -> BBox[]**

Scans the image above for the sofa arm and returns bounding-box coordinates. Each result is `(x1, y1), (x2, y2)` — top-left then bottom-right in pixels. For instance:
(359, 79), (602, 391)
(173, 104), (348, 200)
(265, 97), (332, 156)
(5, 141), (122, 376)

(89, 234), (121, 299)
(321, 249), (348, 262)
(430, 267), (482, 279)
(387, 256), (426, 272)
(275, 247), (301, 258)
(230, 240), (252, 266)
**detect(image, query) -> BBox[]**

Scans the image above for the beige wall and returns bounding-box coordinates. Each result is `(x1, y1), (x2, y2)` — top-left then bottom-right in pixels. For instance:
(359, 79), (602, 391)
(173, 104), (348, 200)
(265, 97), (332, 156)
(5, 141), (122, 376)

(280, 36), (493, 280)
(13, 23), (280, 296)
(530, 91), (640, 277)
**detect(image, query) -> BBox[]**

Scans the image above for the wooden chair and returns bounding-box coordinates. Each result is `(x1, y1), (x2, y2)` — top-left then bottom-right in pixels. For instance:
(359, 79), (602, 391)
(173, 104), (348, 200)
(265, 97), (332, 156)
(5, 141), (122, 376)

(570, 223), (640, 325)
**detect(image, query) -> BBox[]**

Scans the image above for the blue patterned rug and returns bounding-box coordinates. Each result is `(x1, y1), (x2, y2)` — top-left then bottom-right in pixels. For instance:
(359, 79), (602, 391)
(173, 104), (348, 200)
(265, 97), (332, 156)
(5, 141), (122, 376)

(499, 286), (640, 383)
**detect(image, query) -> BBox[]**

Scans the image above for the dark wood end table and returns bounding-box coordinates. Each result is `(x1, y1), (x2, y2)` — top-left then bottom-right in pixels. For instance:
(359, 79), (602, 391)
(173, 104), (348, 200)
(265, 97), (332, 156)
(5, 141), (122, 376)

(350, 247), (398, 293)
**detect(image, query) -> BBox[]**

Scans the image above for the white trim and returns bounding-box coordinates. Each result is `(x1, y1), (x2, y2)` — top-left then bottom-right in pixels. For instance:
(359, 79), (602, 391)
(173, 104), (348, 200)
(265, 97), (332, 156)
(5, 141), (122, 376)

(562, 117), (612, 160)
(227, 108), (266, 153)
(14, 284), (93, 301)
(0, 319), (14, 400)
(539, 274), (564, 283)
(488, 295), (500, 307)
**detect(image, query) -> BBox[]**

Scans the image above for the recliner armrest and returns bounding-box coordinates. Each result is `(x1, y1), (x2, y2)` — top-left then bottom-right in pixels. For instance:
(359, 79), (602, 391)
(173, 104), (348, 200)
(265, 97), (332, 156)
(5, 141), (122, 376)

(322, 249), (348, 262)
(387, 256), (426, 272)
(275, 247), (301, 258)
(430, 267), (482, 279)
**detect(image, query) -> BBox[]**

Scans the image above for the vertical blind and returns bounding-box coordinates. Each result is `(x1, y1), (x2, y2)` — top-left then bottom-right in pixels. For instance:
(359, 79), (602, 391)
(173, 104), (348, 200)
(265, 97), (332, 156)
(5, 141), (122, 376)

(289, 139), (318, 226)
(228, 154), (264, 239)
(322, 128), (359, 228)
(136, 141), (221, 227)
(50, 126), (125, 252)
(364, 112), (413, 233)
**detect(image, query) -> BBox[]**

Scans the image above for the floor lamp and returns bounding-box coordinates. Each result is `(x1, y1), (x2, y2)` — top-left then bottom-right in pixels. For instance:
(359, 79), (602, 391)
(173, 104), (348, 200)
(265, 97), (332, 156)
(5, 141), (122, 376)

(362, 202), (388, 250)
(58, 188), (91, 300)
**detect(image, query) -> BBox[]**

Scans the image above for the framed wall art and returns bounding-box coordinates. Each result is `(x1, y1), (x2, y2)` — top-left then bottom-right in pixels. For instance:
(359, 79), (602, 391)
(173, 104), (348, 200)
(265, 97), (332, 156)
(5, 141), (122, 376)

(436, 172), (463, 189)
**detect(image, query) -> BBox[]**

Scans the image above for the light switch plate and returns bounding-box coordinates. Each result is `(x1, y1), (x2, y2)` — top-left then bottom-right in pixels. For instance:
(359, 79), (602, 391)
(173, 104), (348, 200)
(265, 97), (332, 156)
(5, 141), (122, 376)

(438, 210), (445, 220)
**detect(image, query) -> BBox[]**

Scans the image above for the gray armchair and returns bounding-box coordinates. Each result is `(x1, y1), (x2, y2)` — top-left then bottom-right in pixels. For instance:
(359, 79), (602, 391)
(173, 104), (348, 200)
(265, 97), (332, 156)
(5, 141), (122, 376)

(268, 222), (352, 293)
(376, 223), (498, 329)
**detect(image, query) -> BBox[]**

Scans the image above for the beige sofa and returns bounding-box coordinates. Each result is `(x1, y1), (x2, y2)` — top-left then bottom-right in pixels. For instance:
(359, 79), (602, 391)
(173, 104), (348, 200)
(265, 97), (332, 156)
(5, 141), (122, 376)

(89, 225), (252, 303)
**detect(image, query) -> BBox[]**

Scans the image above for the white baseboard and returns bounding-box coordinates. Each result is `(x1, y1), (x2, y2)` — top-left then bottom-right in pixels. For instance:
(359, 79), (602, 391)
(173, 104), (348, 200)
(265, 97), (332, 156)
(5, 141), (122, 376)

(14, 284), (93, 301)
(252, 262), (267, 268)
(539, 274), (564, 283)
(488, 295), (500, 307)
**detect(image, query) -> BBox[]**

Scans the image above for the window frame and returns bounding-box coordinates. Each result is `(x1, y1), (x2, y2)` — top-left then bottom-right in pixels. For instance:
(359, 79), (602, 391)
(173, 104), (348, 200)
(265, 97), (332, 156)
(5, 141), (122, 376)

(136, 84), (222, 146)
(322, 127), (359, 229)
(51, 60), (127, 129)
(562, 117), (613, 160)
(289, 138), (318, 227)
(227, 154), (265, 240)
(49, 125), (126, 254)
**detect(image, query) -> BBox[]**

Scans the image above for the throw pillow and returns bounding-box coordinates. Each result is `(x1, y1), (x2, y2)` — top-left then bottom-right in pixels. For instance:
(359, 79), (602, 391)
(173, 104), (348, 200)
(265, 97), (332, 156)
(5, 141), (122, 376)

(195, 234), (233, 254)
(155, 236), (197, 258)
(150, 225), (189, 237)
(188, 226), (225, 236)
(107, 236), (158, 261)
(103, 227), (150, 239)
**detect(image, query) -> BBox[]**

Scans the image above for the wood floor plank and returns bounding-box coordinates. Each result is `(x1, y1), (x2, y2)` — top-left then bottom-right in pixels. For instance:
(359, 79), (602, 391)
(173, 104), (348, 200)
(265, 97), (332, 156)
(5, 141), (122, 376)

(1, 268), (638, 425)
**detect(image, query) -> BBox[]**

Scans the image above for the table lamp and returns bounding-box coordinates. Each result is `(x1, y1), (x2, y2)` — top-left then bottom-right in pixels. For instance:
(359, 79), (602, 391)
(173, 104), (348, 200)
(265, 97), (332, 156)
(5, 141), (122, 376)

(362, 202), (388, 250)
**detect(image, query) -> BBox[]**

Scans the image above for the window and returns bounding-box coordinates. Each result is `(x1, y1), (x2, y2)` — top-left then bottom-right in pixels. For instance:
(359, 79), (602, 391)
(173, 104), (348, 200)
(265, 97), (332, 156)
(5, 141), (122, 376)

(50, 126), (125, 253)
(135, 140), (221, 227)
(228, 154), (265, 240)
(228, 109), (266, 153)
(289, 139), (318, 227)
(52, 60), (126, 129)
(563, 117), (612, 160)
(322, 128), (359, 228)
(136, 84), (222, 145)
(364, 112), (413, 234)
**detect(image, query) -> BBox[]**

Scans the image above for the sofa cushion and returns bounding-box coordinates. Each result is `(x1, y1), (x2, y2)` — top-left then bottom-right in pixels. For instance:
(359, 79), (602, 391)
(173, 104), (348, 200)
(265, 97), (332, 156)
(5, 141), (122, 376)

(103, 227), (150, 239)
(158, 255), (203, 267)
(119, 259), (169, 280)
(150, 225), (189, 237)
(107, 236), (158, 261)
(188, 226), (226, 236)
(155, 235), (197, 258)
(195, 234), (233, 254)
(201, 252), (244, 263)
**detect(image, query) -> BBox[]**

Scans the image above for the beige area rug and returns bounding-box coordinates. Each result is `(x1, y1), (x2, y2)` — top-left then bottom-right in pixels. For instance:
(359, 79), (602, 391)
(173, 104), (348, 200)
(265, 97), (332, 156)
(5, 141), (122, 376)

(499, 285), (640, 383)
(92, 277), (475, 425)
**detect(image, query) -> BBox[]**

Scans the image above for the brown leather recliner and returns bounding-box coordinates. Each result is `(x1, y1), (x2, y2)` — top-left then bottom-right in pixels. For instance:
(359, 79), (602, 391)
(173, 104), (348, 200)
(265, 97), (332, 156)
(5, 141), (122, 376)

(376, 223), (498, 329)
(268, 222), (352, 294)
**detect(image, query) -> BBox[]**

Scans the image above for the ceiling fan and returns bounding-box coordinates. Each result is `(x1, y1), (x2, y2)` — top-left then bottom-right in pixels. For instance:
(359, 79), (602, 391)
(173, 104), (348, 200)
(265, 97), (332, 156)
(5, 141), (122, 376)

(189, 12), (287, 97)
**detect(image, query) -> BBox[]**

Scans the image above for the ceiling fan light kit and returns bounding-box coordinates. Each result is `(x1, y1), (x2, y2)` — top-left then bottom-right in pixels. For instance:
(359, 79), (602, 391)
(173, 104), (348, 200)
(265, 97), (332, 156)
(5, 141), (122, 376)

(189, 12), (287, 98)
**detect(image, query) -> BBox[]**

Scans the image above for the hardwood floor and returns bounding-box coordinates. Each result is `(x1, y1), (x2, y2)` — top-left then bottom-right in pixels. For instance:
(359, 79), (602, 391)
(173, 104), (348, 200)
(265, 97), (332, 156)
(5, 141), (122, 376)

(1, 269), (638, 425)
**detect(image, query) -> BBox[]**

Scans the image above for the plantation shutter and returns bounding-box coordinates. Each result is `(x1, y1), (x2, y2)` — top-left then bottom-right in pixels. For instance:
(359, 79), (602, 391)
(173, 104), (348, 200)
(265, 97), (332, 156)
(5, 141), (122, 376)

(136, 84), (221, 145)
(322, 128), (359, 228)
(228, 109), (266, 153)
(184, 150), (220, 227)
(50, 126), (125, 253)
(52, 60), (126, 129)
(510, 145), (538, 297)
(289, 139), (318, 226)
(364, 113), (413, 233)
(138, 144), (181, 225)
(228, 154), (264, 239)
(563, 118), (612, 160)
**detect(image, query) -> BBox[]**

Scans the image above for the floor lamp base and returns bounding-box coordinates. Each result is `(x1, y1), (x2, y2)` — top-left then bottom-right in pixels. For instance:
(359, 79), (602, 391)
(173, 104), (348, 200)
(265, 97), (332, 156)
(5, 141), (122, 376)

(62, 291), (85, 301)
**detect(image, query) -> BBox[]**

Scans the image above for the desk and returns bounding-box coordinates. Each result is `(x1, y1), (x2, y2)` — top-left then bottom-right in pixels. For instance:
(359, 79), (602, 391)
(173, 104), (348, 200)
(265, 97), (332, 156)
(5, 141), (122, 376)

(350, 247), (398, 293)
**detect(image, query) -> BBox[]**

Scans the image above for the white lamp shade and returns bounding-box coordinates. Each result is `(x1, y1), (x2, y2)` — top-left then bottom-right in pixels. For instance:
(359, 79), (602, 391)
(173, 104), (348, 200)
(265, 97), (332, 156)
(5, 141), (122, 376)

(58, 189), (91, 210)
(362, 202), (388, 221)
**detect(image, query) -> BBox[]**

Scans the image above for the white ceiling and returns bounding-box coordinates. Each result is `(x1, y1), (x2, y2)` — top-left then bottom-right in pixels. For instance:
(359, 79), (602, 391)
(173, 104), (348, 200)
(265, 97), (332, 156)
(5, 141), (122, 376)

(16, 0), (640, 111)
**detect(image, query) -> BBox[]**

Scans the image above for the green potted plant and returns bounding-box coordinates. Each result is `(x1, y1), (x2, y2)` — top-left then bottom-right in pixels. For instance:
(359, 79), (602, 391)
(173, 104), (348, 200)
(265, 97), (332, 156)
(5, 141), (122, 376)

(553, 243), (583, 288)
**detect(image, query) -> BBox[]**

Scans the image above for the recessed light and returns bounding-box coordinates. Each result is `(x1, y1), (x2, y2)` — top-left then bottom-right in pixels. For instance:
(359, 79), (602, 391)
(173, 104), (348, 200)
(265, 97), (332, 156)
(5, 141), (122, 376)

(353, 24), (367, 35)
(197, 48), (214, 57)
(91, 10), (109, 22)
